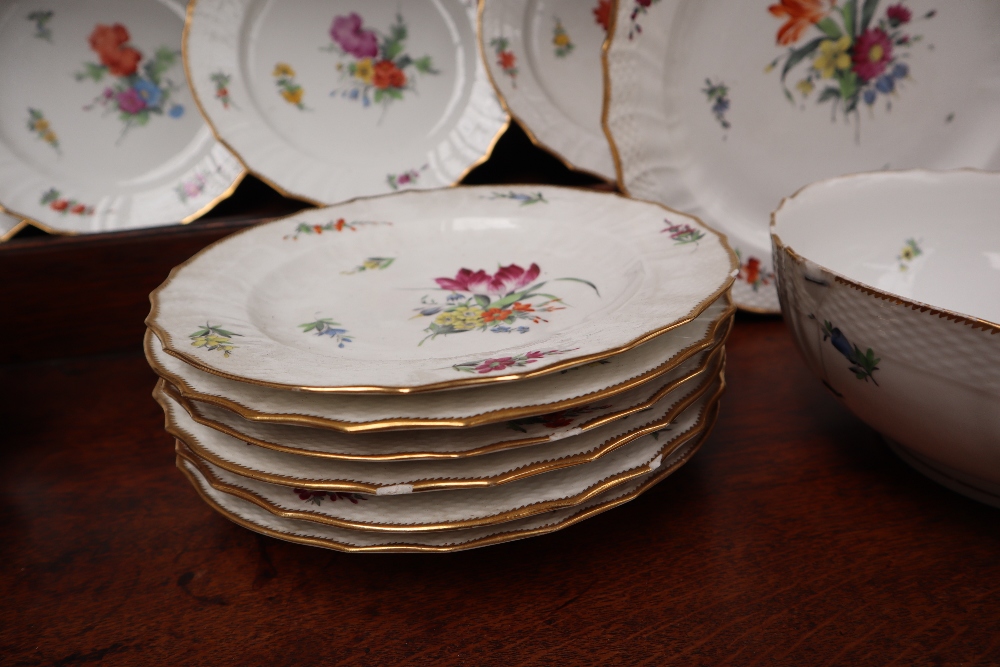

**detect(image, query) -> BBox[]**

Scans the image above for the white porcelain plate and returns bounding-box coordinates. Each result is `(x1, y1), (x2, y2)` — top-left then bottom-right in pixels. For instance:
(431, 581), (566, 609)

(185, 0), (507, 204)
(481, 0), (616, 180)
(148, 185), (735, 392)
(0, 0), (244, 234)
(0, 211), (25, 241)
(604, 0), (1000, 312)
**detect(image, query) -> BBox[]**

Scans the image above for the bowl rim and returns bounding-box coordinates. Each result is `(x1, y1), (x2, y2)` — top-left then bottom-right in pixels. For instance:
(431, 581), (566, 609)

(770, 168), (1000, 335)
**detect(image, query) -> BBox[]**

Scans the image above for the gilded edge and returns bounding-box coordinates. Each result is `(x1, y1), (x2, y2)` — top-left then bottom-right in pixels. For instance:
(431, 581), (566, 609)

(175, 405), (719, 553)
(183, 0), (509, 206)
(158, 340), (726, 461)
(476, 0), (617, 183)
(172, 376), (723, 534)
(144, 184), (738, 394)
(143, 310), (733, 433)
(155, 353), (723, 493)
(0, 216), (30, 242)
(770, 168), (1000, 335)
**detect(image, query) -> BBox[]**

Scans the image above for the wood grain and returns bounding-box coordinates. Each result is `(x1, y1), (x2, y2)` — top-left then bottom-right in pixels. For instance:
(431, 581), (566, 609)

(1, 316), (998, 666)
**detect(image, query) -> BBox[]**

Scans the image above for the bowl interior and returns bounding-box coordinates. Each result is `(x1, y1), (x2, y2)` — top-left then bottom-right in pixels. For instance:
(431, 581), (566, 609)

(772, 170), (1000, 324)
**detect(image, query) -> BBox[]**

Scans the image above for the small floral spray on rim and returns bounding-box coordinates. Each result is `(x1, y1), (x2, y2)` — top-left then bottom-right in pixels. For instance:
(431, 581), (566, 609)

(897, 238), (922, 270)
(299, 318), (353, 348)
(452, 348), (579, 374)
(662, 219), (705, 245)
(273, 63), (306, 109)
(702, 79), (731, 130)
(490, 37), (518, 87)
(552, 19), (574, 57)
(27, 108), (59, 153)
(190, 323), (241, 357)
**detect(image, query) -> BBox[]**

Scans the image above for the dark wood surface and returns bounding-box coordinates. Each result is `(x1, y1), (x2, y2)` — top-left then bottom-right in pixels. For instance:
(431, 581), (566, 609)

(2, 123), (998, 664)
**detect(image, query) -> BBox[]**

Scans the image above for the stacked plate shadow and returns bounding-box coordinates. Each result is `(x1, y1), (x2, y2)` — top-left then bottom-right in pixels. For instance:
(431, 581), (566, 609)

(144, 185), (737, 553)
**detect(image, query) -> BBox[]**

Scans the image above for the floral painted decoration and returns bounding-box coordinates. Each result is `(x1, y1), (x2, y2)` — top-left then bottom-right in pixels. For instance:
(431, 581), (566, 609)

(210, 72), (235, 109)
(294, 489), (366, 506)
(897, 238), (922, 270)
(702, 79), (731, 130)
(415, 263), (598, 345)
(628, 0), (662, 40)
(75, 24), (185, 142)
(27, 108), (59, 153)
(299, 318), (353, 348)
(28, 10), (53, 42)
(40, 188), (93, 216)
(490, 37), (518, 87)
(662, 219), (705, 245)
(593, 0), (612, 32)
(175, 171), (210, 204)
(190, 323), (241, 357)
(326, 13), (437, 111)
(553, 19), (574, 57)
(342, 257), (395, 275)
(735, 249), (774, 292)
(766, 0), (936, 130)
(821, 319), (880, 385)
(507, 403), (612, 433)
(487, 191), (547, 206)
(452, 348), (579, 374)
(273, 63), (306, 109)
(386, 164), (428, 190)
(283, 218), (391, 240)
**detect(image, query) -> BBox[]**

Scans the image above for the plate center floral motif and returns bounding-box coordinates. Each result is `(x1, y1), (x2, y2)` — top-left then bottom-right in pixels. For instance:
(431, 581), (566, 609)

(413, 263), (599, 346)
(75, 23), (185, 143)
(325, 12), (438, 114)
(765, 0), (935, 138)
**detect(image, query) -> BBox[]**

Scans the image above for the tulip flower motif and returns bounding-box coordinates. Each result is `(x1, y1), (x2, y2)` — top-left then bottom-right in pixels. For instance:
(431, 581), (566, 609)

(417, 263), (599, 345)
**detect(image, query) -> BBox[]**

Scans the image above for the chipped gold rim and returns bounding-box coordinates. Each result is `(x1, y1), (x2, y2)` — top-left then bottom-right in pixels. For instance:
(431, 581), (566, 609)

(158, 340), (726, 461)
(770, 168), (1000, 335)
(144, 187), (736, 394)
(477, 0), (616, 183)
(145, 308), (733, 432)
(176, 404), (718, 553)
(173, 375), (723, 534)
(157, 351), (722, 493)
(183, 0), (510, 208)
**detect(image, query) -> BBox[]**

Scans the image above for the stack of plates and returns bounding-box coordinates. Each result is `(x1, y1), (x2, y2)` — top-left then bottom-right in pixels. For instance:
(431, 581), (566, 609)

(145, 185), (737, 552)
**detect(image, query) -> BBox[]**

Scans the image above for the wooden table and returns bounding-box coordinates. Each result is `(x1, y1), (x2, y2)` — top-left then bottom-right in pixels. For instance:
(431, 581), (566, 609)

(2, 126), (998, 665)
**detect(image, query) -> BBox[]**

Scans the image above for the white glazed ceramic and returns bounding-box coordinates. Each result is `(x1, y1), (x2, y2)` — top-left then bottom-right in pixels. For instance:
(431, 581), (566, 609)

(147, 185), (736, 392)
(176, 416), (713, 552)
(0, 211), (25, 241)
(159, 340), (725, 461)
(173, 373), (722, 532)
(156, 350), (721, 493)
(0, 0), (244, 234)
(480, 0), (616, 180)
(145, 295), (732, 432)
(604, 0), (1000, 312)
(772, 169), (1000, 507)
(184, 0), (507, 204)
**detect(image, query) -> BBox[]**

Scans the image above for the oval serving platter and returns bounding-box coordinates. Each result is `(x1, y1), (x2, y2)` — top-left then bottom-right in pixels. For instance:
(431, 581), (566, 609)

(175, 418), (714, 553)
(0, 0), (243, 234)
(147, 185), (736, 392)
(603, 0), (1000, 312)
(156, 349), (722, 494)
(145, 294), (732, 432)
(480, 0), (617, 180)
(173, 374), (723, 533)
(184, 0), (507, 204)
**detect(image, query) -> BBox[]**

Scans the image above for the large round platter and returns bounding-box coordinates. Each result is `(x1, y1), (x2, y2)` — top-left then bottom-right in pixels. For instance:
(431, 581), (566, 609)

(156, 350), (721, 494)
(176, 420), (714, 553)
(184, 0), (507, 205)
(480, 0), (616, 180)
(158, 339), (726, 461)
(172, 374), (722, 533)
(147, 185), (736, 392)
(603, 0), (1000, 312)
(0, 0), (243, 234)
(145, 295), (732, 431)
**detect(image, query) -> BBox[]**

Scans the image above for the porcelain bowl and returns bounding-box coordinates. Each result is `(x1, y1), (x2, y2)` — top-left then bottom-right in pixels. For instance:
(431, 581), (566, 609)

(771, 170), (1000, 507)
